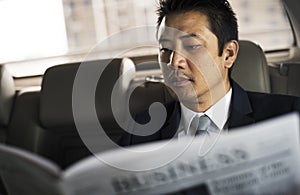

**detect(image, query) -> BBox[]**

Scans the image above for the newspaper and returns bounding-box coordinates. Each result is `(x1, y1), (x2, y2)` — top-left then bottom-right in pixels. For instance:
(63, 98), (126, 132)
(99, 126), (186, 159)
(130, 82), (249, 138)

(63, 112), (300, 195)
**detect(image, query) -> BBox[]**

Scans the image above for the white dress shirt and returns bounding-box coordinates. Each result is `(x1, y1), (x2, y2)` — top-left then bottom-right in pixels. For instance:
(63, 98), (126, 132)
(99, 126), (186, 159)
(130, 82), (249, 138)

(177, 88), (232, 138)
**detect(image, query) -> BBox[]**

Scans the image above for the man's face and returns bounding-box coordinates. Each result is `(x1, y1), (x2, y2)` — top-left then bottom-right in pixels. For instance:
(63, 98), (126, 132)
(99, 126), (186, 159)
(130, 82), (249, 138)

(157, 11), (232, 111)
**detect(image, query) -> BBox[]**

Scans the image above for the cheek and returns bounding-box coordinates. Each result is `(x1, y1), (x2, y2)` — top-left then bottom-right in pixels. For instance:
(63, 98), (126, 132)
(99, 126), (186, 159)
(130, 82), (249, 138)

(188, 57), (225, 94)
(191, 52), (215, 67)
(160, 64), (169, 76)
(187, 53), (212, 80)
(160, 65), (173, 86)
(159, 56), (170, 74)
(190, 52), (224, 77)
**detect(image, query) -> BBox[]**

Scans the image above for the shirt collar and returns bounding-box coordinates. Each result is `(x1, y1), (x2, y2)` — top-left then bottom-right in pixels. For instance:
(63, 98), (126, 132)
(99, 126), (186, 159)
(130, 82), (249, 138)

(179, 88), (232, 133)
(205, 88), (232, 130)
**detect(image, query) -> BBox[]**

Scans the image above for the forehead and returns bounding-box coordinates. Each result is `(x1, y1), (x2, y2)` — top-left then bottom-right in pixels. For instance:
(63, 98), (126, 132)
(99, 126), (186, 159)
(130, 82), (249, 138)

(157, 11), (213, 41)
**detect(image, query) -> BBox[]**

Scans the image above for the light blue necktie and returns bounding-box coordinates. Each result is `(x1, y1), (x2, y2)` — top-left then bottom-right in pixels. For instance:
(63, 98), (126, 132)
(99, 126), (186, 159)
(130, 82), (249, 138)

(195, 115), (211, 136)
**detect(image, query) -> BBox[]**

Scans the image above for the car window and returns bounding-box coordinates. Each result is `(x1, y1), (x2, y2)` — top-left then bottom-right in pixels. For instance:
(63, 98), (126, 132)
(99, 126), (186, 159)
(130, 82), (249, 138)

(0, 0), (294, 77)
(229, 0), (294, 51)
(0, 0), (67, 63)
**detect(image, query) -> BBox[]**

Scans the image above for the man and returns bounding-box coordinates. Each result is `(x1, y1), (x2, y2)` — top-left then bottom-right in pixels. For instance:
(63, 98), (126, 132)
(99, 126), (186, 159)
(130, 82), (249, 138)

(119, 0), (300, 146)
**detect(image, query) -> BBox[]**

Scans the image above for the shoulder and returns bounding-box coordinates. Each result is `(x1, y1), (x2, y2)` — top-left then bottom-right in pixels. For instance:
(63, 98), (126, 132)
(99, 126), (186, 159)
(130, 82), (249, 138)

(247, 91), (300, 105)
(230, 79), (300, 121)
(246, 91), (300, 118)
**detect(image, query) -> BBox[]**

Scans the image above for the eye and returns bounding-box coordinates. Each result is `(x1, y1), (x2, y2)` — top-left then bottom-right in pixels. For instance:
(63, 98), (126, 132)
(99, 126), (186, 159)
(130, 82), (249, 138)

(159, 47), (173, 54)
(184, 45), (202, 51)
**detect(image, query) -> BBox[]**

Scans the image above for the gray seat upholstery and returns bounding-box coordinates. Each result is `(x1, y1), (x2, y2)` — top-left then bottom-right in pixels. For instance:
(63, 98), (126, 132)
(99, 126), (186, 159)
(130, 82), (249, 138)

(0, 65), (15, 143)
(269, 63), (300, 97)
(0, 144), (64, 195)
(7, 87), (41, 152)
(231, 40), (271, 93)
(7, 58), (136, 168)
(280, 63), (300, 96)
(7, 58), (135, 168)
(0, 65), (15, 195)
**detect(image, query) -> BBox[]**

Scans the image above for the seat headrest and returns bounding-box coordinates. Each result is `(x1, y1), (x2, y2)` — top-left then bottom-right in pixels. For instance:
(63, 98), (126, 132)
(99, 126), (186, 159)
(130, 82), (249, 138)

(231, 40), (271, 93)
(0, 145), (62, 195)
(0, 65), (15, 126)
(40, 58), (136, 128)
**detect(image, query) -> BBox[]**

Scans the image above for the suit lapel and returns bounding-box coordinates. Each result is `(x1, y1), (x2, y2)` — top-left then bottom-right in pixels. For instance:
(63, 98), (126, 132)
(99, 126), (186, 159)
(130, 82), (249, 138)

(228, 81), (255, 129)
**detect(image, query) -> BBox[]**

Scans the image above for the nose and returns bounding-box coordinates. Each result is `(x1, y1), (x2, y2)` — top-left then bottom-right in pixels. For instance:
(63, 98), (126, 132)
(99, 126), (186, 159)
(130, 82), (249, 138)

(168, 50), (187, 70)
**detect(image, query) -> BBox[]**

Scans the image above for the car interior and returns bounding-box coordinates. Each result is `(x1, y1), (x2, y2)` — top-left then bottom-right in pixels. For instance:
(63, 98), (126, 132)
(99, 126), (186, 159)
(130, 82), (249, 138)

(0, 0), (300, 194)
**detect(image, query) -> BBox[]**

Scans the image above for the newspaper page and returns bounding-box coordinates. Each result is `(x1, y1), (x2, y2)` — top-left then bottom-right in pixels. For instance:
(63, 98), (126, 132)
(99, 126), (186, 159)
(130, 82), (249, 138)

(63, 112), (300, 195)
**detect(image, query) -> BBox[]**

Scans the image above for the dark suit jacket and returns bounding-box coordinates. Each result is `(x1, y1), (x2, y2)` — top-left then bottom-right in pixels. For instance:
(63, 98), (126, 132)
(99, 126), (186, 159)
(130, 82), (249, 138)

(118, 81), (300, 146)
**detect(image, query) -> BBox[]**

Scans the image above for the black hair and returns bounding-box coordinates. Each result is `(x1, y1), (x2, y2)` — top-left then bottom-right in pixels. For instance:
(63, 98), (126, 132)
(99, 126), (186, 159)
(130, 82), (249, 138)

(157, 0), (238, 57)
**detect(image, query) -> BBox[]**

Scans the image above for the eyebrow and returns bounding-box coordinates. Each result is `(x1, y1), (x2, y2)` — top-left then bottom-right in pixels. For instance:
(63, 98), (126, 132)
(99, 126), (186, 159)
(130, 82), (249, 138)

(179, 33), (205, 41)
(158, 33), (205, 43)
(158, 37), (171, 43)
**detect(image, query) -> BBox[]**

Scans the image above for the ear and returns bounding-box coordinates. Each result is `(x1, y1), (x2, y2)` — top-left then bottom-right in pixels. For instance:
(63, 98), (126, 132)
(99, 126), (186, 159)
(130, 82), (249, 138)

(223, 40), (239, 69)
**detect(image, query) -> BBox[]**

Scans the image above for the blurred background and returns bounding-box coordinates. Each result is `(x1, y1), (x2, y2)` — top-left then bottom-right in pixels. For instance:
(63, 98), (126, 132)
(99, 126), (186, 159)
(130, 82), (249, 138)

(0, 0), (293, 76)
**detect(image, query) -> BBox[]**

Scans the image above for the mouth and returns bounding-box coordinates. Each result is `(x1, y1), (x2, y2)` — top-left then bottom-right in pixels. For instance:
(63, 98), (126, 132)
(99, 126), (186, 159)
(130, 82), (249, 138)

(170, 76), (193, 87)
